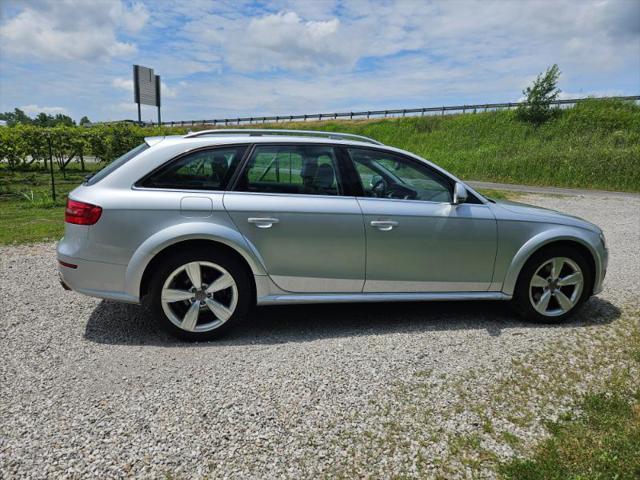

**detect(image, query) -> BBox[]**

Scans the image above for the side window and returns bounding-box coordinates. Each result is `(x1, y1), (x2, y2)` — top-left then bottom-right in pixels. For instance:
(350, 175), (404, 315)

(140, 146), (246, 190)
(235, 145), (342, 196)
(347, 148), (452, 202)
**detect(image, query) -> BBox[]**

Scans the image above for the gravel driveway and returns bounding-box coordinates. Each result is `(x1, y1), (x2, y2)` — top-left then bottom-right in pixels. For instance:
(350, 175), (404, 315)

(1, 192), (638, 479)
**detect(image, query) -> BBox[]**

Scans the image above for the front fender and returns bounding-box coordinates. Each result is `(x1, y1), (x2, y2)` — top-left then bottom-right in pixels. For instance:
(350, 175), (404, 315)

(123, 222), (267, 301)
(501, 227), (601, 296)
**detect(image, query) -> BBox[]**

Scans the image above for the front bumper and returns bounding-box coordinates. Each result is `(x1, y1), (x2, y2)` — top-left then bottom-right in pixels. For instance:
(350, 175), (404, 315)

(592, 246), (608, 295)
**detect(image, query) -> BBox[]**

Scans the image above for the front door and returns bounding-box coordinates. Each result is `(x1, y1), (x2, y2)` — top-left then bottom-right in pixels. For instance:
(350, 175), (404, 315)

(345, 147), (497, 293)
(224, 144), (365, 293)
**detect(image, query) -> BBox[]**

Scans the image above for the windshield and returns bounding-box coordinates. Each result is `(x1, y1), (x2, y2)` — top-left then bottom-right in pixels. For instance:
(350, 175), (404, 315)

(84, 143), (149, 186)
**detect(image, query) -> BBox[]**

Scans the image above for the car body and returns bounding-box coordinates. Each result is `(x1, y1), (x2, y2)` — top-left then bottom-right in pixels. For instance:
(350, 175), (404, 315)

(57, 129), (607, 339)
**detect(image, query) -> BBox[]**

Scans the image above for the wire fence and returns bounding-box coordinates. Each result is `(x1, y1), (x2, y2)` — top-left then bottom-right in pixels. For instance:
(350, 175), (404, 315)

(131, 95), (640, 127)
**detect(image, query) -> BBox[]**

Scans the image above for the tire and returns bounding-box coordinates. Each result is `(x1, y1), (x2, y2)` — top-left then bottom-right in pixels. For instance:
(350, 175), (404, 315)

(148, 247), (253, 341)
(511, 245), (592, 323)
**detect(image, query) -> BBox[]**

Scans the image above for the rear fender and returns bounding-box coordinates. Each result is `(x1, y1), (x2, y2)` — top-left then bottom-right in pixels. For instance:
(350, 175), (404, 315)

(124, 222), (267, 301)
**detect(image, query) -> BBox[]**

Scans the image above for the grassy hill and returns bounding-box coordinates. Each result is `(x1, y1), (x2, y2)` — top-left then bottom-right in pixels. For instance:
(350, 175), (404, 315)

(0, 98), (638, 244)
(261, 98), (640, 192)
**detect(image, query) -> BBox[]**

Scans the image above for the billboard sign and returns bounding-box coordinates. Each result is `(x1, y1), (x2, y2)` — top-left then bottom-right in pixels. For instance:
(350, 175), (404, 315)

(133, 65), (160, 107)
(133, 65), (161, 123)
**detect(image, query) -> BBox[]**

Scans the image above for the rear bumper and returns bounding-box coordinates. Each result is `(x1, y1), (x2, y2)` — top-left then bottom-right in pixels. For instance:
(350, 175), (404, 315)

(57, 253), (138, 303)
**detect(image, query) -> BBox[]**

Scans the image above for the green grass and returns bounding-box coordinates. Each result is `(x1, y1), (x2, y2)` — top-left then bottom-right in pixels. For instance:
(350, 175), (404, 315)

(0, 162), (99, 244)
(263, 98), (640, 192)
(500, 387), (640, 480)
(499, 324), (640, 480)
(0, 201), (64, 244)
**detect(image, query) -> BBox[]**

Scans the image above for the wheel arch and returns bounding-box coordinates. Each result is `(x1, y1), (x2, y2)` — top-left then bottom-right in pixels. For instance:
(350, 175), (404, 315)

(123, 222), (267, 302)
(502, 232), (598, 297)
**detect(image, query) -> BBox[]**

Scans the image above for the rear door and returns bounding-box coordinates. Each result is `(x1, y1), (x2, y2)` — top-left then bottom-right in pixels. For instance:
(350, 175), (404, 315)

(223, 144), (365, 293)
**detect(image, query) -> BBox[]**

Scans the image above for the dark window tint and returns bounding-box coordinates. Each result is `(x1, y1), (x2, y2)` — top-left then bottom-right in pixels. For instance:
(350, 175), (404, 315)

(85, 143), (149, 186)
(140, 146), (246, 190)
(347, 148), (452, 202)
(235, 145), (342, 196)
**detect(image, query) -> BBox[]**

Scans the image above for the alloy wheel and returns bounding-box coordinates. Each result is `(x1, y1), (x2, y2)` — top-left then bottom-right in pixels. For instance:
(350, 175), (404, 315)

(528, 256), (584, 317)
(161, 261), (238, 332)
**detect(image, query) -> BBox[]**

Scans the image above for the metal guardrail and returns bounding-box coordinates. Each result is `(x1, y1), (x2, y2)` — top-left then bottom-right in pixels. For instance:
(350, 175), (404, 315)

(106, 95), (640, 128)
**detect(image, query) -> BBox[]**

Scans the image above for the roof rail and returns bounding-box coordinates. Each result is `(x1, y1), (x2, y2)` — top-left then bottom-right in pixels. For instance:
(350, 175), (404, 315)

(183, 128), (383, 145)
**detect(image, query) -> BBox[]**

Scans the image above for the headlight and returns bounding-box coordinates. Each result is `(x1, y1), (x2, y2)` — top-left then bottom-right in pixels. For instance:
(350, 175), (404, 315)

(599, 232), (607, 249)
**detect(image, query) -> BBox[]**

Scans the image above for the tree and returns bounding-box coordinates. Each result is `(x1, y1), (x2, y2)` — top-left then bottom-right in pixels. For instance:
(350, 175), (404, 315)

(54, 113), (75, 126)
(34, 112), (55, 127)
(0, 108), (32, 126)
(517, 64), (561, 125)
(79, 116), (91, 126)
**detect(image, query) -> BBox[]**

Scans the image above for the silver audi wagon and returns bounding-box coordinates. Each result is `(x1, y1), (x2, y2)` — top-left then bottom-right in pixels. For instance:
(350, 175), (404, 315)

(57, 129), (607, 340)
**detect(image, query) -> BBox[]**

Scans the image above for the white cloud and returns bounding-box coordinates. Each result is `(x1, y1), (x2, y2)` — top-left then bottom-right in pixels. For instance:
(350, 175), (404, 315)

(20, 105), (69, 116)
(112, 78), (134, 91)
(0, 0), (148, 61)
(161, 82), (177, 98)
(229, 12), (345, 71)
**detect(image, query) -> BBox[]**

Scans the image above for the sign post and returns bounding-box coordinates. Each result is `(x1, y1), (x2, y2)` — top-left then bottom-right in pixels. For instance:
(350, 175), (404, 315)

(133, 65), (161, 124)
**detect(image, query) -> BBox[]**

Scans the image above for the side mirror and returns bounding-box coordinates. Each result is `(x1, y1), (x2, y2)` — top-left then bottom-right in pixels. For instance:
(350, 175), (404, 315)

(453, 182), (468, 205)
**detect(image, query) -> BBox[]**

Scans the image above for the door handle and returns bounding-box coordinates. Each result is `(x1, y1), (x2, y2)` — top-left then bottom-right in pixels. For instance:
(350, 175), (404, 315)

(370, 220), (398, 231)
(248, 217), (280, 229)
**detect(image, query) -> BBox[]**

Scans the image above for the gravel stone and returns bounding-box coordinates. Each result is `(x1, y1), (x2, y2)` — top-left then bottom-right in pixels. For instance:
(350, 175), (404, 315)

(0, 192), (638, 478)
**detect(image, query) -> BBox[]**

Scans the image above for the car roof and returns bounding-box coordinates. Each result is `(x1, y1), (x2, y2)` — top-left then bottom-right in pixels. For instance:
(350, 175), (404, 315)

(146, 134), (380, 148)
(144, 128), (384, 149)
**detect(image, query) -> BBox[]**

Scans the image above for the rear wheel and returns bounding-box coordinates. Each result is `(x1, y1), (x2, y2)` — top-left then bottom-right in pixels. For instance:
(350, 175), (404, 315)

(148, 248), (252, 340)
(512, 246), (592, 323)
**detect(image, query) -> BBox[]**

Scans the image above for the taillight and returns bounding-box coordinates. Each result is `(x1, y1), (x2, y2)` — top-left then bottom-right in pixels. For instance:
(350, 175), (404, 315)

(65, 199), (102, 225)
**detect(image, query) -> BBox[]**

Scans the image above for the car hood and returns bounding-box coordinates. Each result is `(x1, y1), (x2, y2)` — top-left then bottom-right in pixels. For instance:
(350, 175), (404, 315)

(490, 199), (601, 232)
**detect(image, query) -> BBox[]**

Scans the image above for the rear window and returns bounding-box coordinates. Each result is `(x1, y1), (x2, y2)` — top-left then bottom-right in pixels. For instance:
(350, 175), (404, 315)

(84, 143), (149, 186)
(137, 146), (247, 191)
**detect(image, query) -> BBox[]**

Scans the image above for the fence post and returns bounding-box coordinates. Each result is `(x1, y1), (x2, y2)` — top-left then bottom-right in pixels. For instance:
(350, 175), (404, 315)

(47, 134), (56, 202)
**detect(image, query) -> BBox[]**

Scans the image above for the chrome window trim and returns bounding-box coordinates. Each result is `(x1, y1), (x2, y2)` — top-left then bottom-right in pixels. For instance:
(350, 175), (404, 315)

(354, 195), (490, 208)
(131, 182), (490, 207)
(222, 190), (358, 201)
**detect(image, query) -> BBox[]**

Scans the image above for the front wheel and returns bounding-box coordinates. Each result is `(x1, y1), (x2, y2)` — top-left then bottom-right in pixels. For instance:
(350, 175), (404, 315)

(512, 246), (592, 323)
(148, 248), (252, 341)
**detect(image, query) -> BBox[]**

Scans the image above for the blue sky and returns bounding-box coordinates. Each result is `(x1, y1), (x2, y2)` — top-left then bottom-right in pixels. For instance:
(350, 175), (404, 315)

(1, 0), (639, 123)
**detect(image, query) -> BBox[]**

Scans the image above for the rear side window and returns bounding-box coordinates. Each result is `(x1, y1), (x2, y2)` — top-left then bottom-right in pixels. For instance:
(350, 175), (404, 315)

(139, 146), (247, 190)
(85, 143), (149, 186)
(234, 145), (342, 196)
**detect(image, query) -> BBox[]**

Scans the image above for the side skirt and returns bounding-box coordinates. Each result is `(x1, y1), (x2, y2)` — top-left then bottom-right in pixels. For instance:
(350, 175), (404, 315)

(256, 291), (511, 306)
